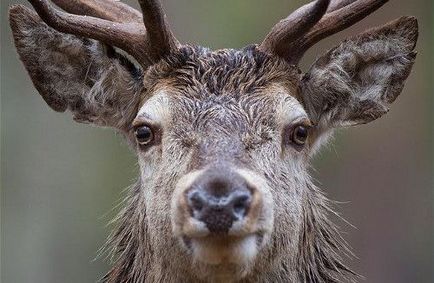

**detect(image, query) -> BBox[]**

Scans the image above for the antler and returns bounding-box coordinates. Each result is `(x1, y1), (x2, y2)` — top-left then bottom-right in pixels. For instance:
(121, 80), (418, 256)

(259, 0), (388, 64)
(137, 0), (179, 60)
(51, 0), (142, 23)
(259, 0), (330, 62)
(26, 0), (178, 66)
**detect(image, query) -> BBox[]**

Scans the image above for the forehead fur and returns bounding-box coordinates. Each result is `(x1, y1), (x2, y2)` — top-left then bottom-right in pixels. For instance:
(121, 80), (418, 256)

(143, 45), (301, 99)
(136, 45), (308, 151)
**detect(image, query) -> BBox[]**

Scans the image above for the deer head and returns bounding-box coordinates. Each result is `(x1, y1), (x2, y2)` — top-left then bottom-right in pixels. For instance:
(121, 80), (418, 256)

(9, 0), (417, 282)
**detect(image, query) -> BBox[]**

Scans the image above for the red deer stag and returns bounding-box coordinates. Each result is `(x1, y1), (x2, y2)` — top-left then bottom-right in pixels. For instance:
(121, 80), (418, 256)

(9, 0), (417, 282)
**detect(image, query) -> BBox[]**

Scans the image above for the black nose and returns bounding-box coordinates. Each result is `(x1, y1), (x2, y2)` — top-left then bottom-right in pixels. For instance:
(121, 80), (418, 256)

(186, 171), (252, 234)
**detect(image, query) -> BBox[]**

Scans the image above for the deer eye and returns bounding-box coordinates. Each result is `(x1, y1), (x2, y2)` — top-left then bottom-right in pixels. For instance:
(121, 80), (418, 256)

(135, 126), (154, 145)
(291, 125), (309, 146)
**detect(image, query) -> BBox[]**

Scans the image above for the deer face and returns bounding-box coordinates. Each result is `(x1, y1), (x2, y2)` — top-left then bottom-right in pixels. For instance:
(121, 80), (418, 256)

(9, 0), (417, 282)
(131, 48), (307, 278)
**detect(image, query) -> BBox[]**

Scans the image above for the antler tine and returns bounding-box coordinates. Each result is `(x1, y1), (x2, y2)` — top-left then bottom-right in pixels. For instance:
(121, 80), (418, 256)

(137, 0), (179, 61)
(295, 0), (388, 61)
(259, 0), (330, 62)
(27, 0), (180, 66)
(260, 0), (388, 65)
(51, 0), (142, 23)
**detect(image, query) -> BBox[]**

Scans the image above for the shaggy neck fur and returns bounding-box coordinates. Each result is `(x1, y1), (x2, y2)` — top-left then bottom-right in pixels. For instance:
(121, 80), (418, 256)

(101, 181), (355, 283)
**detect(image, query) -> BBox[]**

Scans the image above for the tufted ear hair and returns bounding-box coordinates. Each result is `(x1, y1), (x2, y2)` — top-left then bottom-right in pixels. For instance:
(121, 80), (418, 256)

(301, 16), (418, 135)
(9, 5), (144, 130)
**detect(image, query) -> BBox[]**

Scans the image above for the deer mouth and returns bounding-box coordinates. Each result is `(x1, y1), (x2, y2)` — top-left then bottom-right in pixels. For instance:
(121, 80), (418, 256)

(176, 204), (271, 265)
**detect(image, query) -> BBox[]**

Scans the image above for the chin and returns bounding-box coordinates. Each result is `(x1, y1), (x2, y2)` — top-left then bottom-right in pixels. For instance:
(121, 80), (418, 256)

(180, 232), (269, 281)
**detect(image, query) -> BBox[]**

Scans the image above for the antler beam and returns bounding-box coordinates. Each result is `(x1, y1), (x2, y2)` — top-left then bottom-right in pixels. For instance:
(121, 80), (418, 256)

(299, 0), (388, 58)
(327, 0), (357, 12)
(51, 0), (142, 23)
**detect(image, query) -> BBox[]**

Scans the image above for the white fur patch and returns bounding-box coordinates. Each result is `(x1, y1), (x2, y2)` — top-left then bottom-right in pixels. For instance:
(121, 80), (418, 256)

(136, 90), (170, 124)
(265, 83), (309, 127)
(235, 168), (274, 235)
(276, 94), (309, 126)
(191, 234), (258, 265)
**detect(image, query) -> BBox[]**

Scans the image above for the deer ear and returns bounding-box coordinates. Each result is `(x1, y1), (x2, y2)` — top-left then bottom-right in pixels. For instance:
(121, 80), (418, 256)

(9, 5), (143, 130)
(301, 16), (418, 130)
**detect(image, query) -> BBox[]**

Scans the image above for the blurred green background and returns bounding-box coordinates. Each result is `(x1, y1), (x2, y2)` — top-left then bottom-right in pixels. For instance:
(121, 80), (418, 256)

(1, 0), (432, 282)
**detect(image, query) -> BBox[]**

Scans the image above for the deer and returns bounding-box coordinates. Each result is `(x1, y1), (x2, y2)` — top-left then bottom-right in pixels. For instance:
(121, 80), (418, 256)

(8, 0), (418, 282)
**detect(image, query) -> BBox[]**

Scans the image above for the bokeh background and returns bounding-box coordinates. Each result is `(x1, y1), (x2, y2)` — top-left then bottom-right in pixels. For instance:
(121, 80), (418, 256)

(1, 0), (432, 282)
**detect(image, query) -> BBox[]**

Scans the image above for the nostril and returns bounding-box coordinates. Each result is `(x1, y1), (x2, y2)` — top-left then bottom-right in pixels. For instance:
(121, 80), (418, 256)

(233, 195), (249, 214)
(231, 191), (252, 219)
(187, 190), (206, 215)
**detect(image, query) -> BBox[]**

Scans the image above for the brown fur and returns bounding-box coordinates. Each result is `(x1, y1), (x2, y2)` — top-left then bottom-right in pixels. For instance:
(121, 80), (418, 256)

(9, 2), (418, 283)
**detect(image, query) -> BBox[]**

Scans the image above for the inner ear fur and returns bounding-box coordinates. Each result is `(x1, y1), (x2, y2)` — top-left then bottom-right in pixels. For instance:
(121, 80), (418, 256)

(301, 16), (418, 128)
(9, 5), (143, 130)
